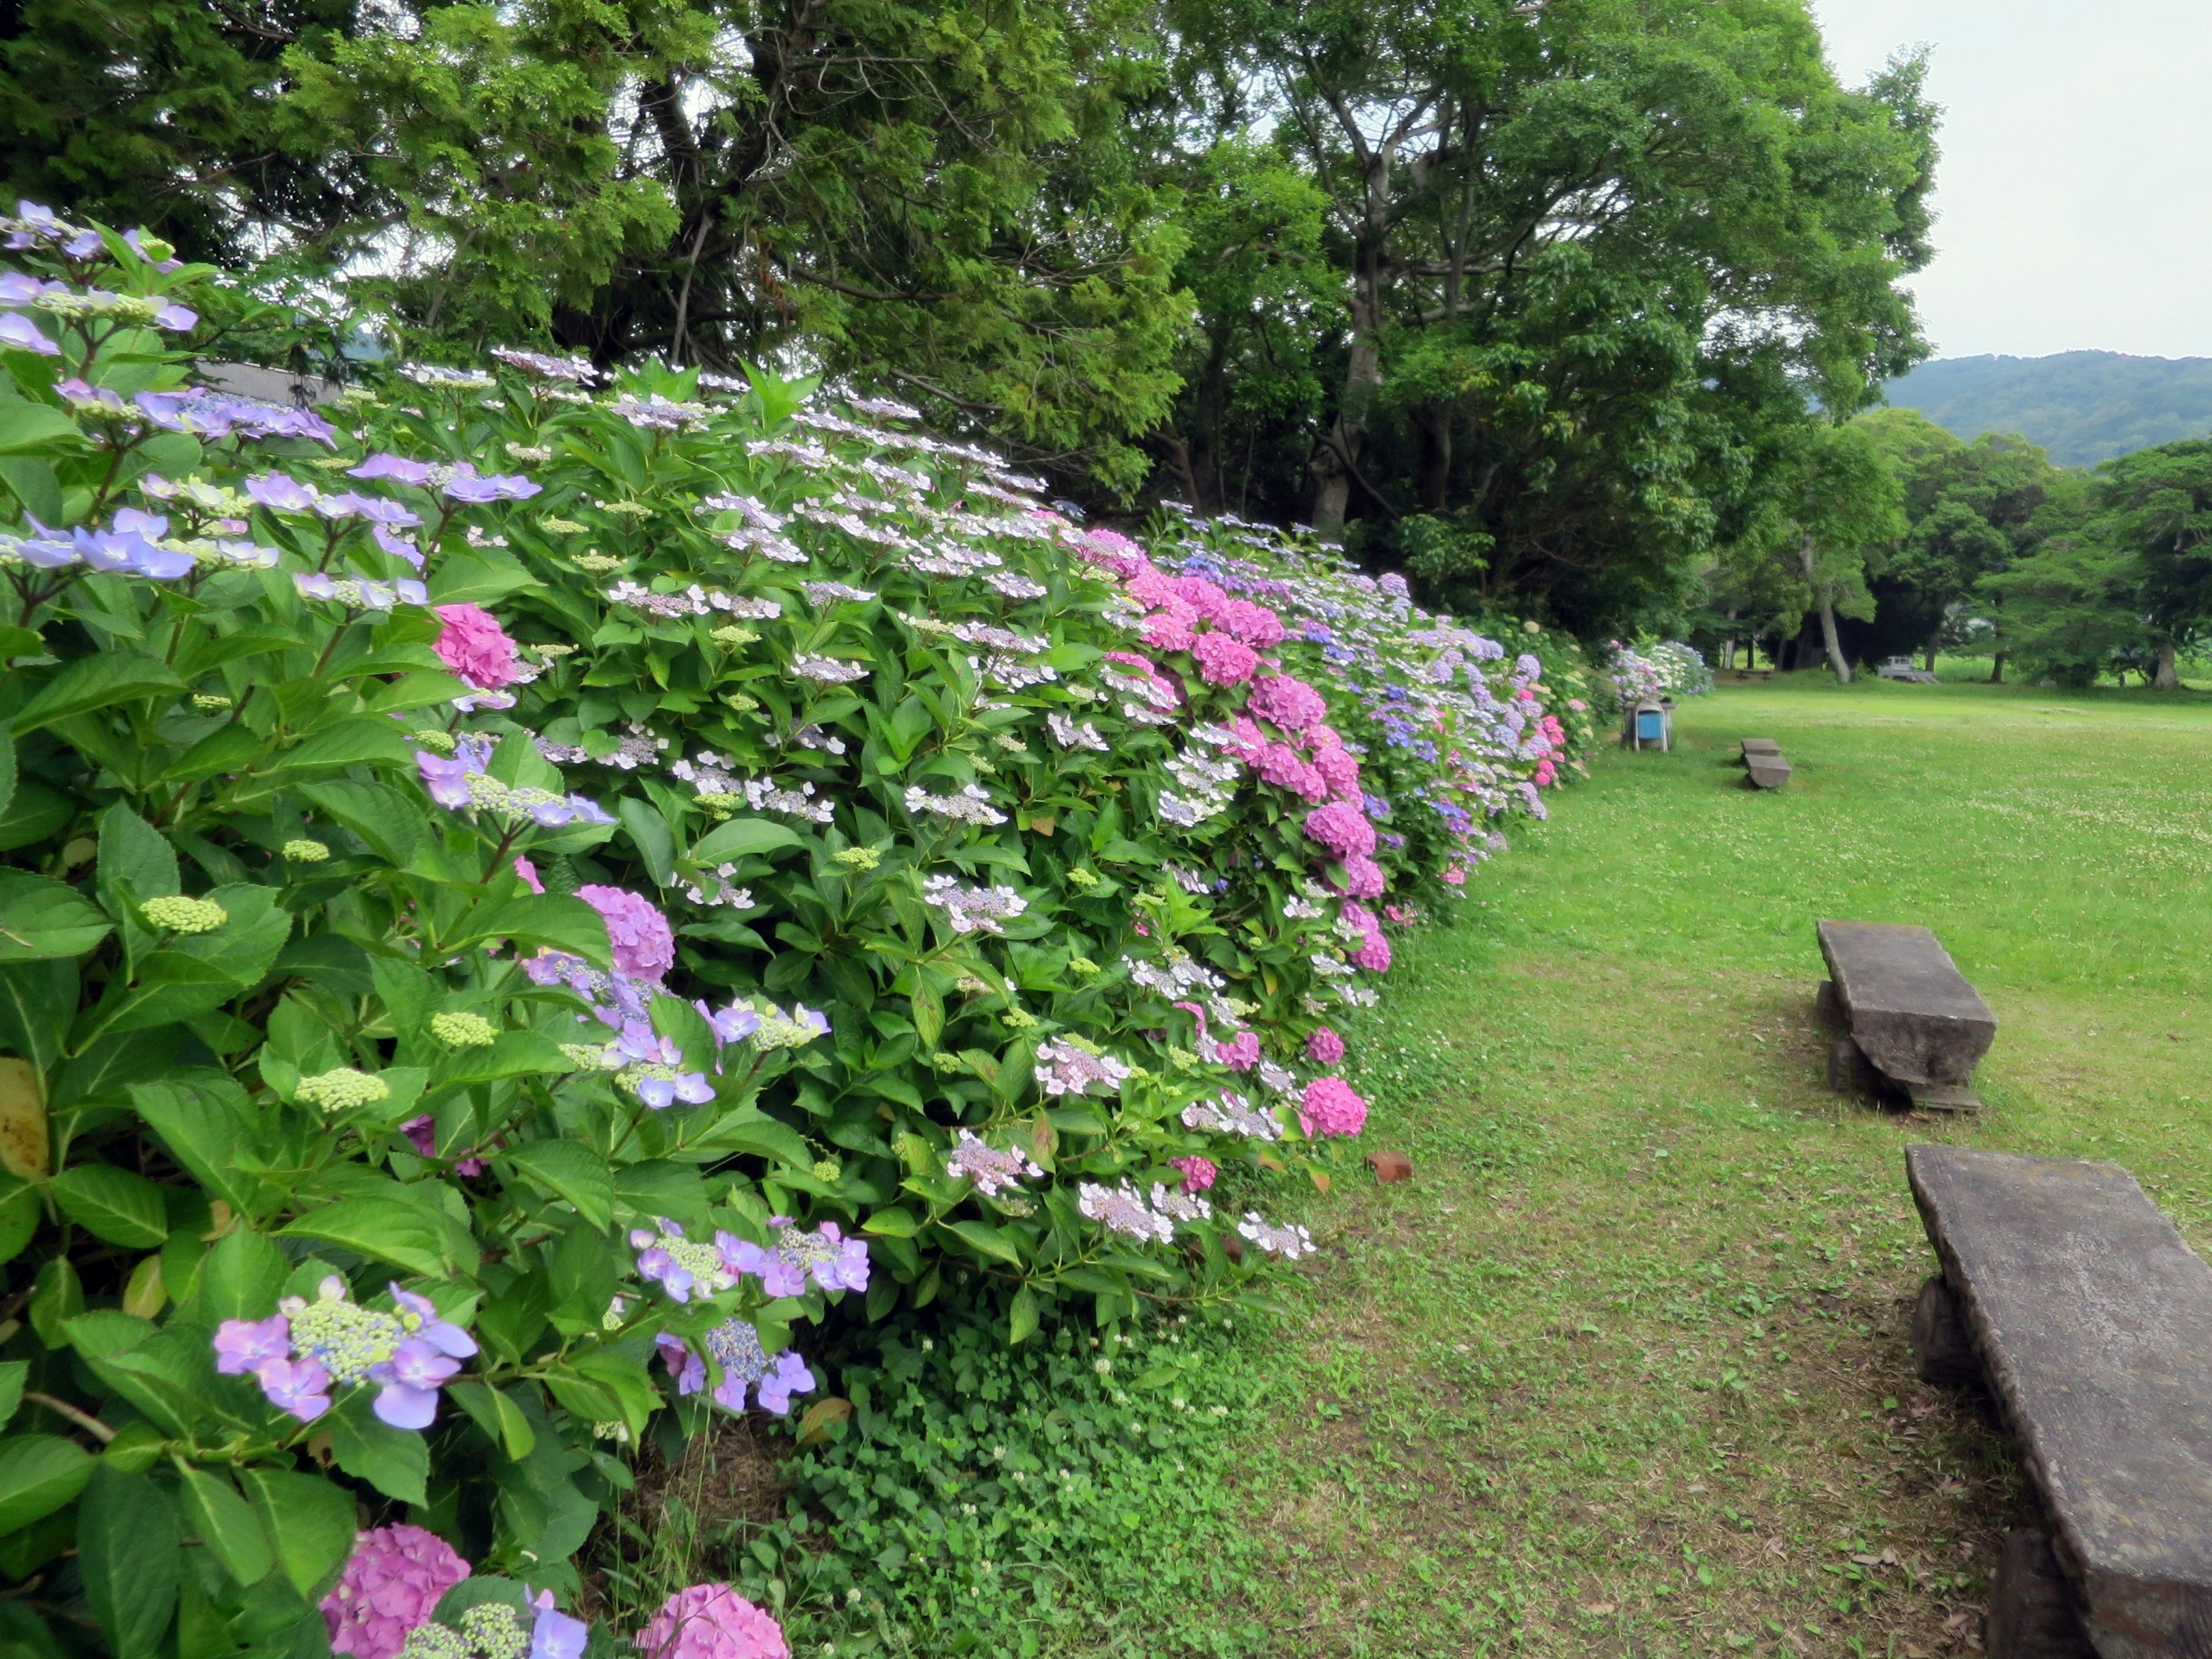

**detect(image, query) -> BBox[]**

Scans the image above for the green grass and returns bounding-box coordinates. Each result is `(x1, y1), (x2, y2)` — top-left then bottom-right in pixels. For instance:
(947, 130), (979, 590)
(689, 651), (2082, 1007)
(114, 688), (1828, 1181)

(1191, 676), (2212, 1658)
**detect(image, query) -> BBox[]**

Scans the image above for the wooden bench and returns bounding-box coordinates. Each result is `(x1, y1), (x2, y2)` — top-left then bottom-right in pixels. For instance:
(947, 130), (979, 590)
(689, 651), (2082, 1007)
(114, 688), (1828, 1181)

(1816, 919), (1995, 1110)
(1906, 1144), (2212, 1657)
(1878, 656), (1941, 684)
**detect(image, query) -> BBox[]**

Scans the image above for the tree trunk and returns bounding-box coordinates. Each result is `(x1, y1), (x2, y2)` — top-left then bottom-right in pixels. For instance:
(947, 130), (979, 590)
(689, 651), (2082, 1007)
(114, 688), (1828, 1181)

(1925, 631), (1940, 673)
(2155, 640), (2180, 690)
(1412, 404), (1452, 513)
(1990, 652), (2005, 684)
(1800, 533), (1852, 683)
(1312, 148), (1392, 531)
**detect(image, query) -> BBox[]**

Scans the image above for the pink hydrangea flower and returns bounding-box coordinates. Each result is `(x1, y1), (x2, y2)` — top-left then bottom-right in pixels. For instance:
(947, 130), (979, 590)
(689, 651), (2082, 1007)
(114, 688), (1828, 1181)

(1103, 652), (1180, 708)
(1140, 604), (1198, 654)
(1169, 575), (1230, 620)
(1305, 1028), (1344, 1066)
(577, 884), (676, 981)
(1170, 1156), (1217, 1193)
(514, 856), (544, 893)
(1443, 866), (1468, 887)
(431, 603), (520, 690)
(1219, 599), (1286, 647)
(320, 1525), (470, 1659)
(1303, 801), (1376, 861)
(634, 1584), (790, 1659)
(1123, 565), (1180, 607)
(1300, 1077), (1369, 1138)
(1339, 854), (1387, 898)
(1351, 933), (1392, 972)
(1310, 741), (1361, 799)
(1214, 1030), (1261, 1070)
(1248, 673), (1327, 733)
(1191, 630), (1259, 685)
(1255, 743), (1312, 790)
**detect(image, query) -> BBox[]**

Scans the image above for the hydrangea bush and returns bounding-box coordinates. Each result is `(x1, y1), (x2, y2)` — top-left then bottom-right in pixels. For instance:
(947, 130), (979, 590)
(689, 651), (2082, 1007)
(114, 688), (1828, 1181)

(1605, 638), (1712, 711)
(0, 207), (1592, 1659)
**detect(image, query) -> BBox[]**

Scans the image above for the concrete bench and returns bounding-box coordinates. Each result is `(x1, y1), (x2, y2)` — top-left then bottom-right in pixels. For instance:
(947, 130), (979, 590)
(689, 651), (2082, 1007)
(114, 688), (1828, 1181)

(1816, 919), (1995, 1110)
(1740, 737), (1781, 761)
(1906, 1144), (2212, 1657)
(1747, 756), (1791, 789)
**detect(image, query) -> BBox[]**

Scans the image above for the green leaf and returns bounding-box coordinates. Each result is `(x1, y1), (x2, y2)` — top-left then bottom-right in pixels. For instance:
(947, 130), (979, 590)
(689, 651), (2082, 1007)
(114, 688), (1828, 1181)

(88, 884), (292, 1039)
(862, 1206), (918, 1238)
(910, 983), (944, 1051)
(300, 779), (427, 868)
(164, 723), (264, 783)
(0, 733), (13, 824)
(0, 778), (69, 853)
(429, 548), (540, 607)
(942, 1217), (1023, 1266)
(86, 1324), (223, 1438)
(440, 893), (610, 965)
(50, 1162), (170, 1247)
(237, 1467), (357, 1598)
(78, 1465), (181, 1659)
(0, 1176), (37, 1264)
(610, 1160), (707, 1222)
(446, 1380), (537, 1461)
(245, 719), (418, 791)
(0, 396), (84, 456)
(502, 1141), (613, 1232)
(619, 797), (677, 887)
(96, 802), (179, 918)
(328, 1394), (430, 1506)
(281, 1197), (448, 1277)
(0, 455), (63, 524)
(10, 651), (184, 735)
(0, 1434), (94, 1536)
(690, 817), (802, 863)
(132, 1076), (276, 1219)
(433, 1030), (573, 1087)
(0, 870), (113, 961)
(1008, 1285), (1041, 1344)
(0, 1359), (22, 1429)
(195, 1225), (289, 1321)
(0, 958), (74, 1073)
(175, 1463), (274, 1587)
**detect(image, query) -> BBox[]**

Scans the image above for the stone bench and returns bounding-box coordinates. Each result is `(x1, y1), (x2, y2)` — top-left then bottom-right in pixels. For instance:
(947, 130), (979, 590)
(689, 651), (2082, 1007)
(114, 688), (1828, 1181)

(1906, 1144), (2212, 1657)
(1739, 738), (1790, 788)
(1817, 919), (1995, 1110)
(1740, 737), (1781, 761)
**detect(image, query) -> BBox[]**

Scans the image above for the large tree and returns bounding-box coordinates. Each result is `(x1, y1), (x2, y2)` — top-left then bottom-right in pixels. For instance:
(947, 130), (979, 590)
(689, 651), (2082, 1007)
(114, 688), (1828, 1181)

(1152, 0), (1936, 629)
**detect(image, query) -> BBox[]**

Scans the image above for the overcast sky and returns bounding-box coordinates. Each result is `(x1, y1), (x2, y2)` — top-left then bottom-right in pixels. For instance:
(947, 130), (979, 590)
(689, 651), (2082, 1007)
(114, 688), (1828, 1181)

(1810, 0), (2212, 363)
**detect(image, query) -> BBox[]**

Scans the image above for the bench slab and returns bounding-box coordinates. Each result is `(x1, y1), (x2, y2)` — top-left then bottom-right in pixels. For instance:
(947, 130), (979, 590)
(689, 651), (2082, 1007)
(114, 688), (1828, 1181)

(1817, 919), (1994, 1088)
(1907, 1145), (2212, 1656)
(1747, 758), (1791, 789)
(1740, 737), (1782, 760)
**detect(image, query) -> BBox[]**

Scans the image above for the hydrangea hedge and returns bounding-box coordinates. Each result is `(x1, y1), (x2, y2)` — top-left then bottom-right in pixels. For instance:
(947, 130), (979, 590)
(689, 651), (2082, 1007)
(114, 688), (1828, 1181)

(0, 208), (1594, 1659)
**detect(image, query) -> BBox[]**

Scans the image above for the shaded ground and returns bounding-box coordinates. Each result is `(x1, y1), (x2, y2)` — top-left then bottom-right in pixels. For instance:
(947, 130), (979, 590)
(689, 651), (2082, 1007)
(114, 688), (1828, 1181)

(1220, 676), (2212, 1657)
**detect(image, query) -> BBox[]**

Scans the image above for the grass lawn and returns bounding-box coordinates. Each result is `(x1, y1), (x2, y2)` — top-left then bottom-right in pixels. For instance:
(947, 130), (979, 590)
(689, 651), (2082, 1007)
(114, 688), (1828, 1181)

(1202, 675), (2212, 1658)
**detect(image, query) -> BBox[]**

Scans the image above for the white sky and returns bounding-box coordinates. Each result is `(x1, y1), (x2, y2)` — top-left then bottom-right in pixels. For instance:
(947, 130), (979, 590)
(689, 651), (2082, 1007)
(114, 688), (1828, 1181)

(1811, 0), (2212, 361)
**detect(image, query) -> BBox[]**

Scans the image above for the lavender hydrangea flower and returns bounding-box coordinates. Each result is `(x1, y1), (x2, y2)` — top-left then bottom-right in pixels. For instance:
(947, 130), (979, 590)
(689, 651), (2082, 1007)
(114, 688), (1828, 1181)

(0, 313), (58, 355)
(528, 1592), (588, 1659)
(213, 1313), (291, 1374)
(661, 1320), (816, 1415)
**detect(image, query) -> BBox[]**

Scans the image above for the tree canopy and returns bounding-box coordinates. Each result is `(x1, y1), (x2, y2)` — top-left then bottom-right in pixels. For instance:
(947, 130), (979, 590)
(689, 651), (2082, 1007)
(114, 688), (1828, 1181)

(1, 0), (1938, 629)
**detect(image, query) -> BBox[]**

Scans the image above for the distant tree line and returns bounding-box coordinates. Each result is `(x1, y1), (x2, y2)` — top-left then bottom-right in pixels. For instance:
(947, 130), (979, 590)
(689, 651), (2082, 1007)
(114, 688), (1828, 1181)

(1690, 407), (2212, 688)
(2, 0), (1938, 635)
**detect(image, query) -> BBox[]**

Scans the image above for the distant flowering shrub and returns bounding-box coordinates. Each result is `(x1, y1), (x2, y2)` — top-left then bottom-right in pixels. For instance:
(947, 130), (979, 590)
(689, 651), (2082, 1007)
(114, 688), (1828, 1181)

(0, 203), (1593, 1659)
(1606, 638), (1711, 709)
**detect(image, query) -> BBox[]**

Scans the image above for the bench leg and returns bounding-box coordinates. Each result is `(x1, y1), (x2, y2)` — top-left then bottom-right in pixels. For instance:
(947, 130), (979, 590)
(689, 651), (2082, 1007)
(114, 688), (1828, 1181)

(1911, 1275), (1981, 1387)
(1815, 979), (1843, 1029)
(1987, 1529), (2095, 1659)
(1828, 1036), (1877, 1094)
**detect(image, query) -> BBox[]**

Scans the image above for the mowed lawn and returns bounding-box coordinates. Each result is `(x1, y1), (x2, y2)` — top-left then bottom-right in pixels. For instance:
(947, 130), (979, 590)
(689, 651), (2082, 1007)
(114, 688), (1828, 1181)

(1215, 676), (2212, 1658)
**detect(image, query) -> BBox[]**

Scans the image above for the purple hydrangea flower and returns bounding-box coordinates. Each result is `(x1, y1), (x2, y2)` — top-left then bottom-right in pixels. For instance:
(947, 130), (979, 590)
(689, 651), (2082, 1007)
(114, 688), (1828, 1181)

(444, 470), (540, 503)
(529, 1592), (588, 1659)
(349, 453), (434, 486)
(154, 303), (198, 331)
(248, 473), (318, 512)
(214, 1313), (291, 1374)
(0, 313), (58, 355)
(366, 1336), (461, 1428)
(256, 1355), (334, 1421)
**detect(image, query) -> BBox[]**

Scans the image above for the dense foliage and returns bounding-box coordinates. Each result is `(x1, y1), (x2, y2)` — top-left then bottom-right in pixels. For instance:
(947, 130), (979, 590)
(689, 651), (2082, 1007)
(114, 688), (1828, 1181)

(0, 210), (1593, 1658)
(0, 0), (1936, 632)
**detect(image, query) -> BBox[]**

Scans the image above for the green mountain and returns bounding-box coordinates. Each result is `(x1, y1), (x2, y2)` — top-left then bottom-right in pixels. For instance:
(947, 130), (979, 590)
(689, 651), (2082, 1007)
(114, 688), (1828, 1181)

(1881, 351), (2212, 468)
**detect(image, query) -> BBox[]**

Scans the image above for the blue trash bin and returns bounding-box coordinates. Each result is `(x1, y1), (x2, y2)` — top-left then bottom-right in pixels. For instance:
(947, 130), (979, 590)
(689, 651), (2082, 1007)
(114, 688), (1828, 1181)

(1635, 707), (1666, 743)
